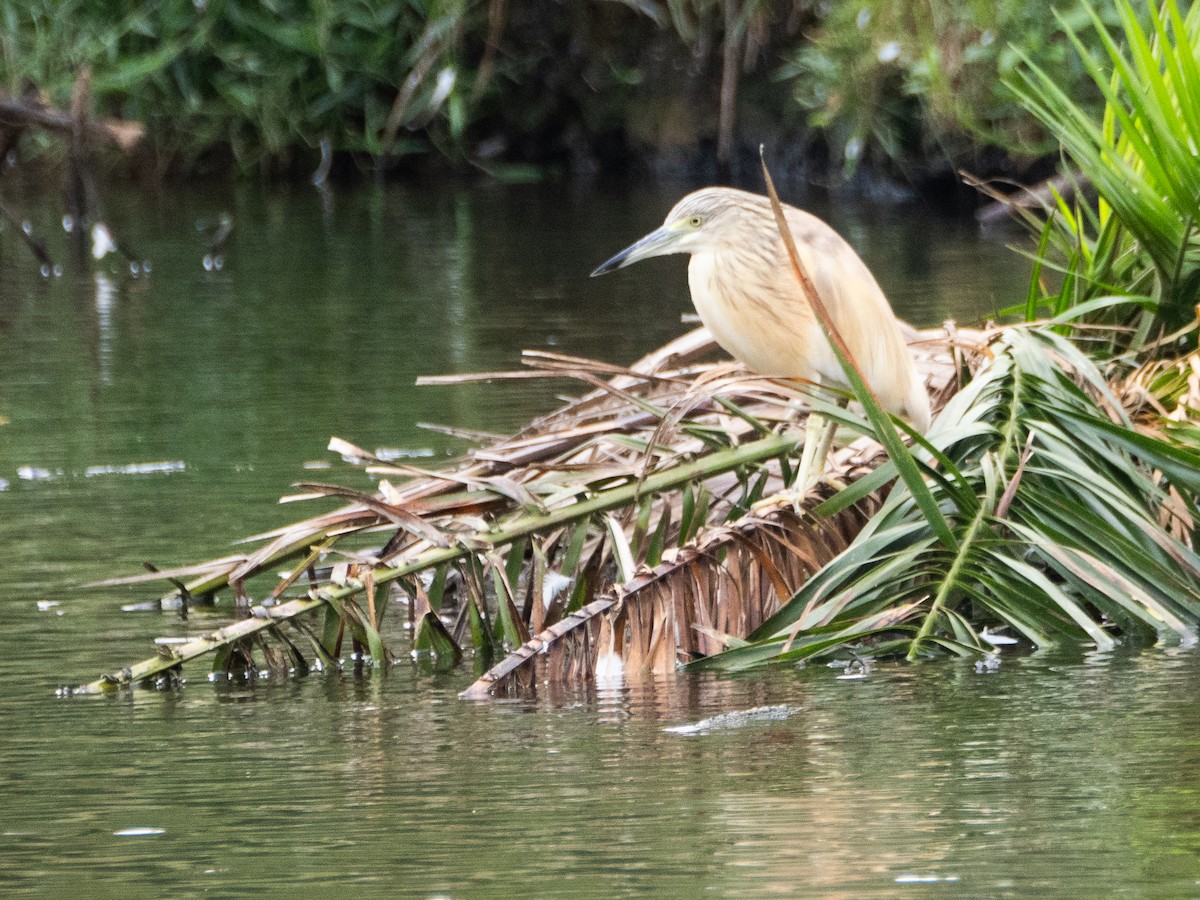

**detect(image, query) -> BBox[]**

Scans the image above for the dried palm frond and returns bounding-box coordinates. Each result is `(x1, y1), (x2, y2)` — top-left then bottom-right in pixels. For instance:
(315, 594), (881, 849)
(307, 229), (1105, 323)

(76, 314), (1200, 698)
(462, 443), (883, 698)
(79, 324), (959, 693)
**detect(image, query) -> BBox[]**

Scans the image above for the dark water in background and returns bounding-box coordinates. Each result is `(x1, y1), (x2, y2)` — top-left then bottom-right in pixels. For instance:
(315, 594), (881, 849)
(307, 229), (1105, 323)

(3, 180), (1198, 897)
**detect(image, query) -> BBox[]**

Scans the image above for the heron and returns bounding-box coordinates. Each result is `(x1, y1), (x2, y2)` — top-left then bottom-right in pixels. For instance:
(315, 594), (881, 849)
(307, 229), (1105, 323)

(591, 186), (930, 495)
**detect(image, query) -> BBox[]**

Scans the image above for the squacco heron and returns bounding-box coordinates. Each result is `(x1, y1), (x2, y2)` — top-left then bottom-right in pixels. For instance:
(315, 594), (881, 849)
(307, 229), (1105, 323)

(592, 186), (930, 492)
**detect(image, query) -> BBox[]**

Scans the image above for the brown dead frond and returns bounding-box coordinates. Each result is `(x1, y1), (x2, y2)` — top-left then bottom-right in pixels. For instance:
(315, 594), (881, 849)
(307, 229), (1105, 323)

(80, 324), (974, 695)
(463, 437), (885, 698)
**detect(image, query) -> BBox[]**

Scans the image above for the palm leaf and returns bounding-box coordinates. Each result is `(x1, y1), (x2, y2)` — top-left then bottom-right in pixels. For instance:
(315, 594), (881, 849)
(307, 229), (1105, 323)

(1007, 0), (1200, 335)
(698, 327), (1200, 671)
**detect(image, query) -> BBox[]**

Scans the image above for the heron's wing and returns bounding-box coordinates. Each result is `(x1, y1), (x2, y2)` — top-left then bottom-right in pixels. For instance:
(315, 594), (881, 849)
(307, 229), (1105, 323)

(781, 206), (929, 425)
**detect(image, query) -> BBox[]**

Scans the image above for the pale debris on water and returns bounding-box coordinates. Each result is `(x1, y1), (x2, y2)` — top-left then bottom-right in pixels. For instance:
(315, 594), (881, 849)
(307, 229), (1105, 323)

(16, 461), (185, 481)
(122, 596), (186, 612)
(18, 466), (58, 481)
(980, 627), (1019, 646)
(664, 704), (796, 735)
(975, 654), (1002, 673)
(84, 461), (185, 477)
(91, 222), (117, 260)
(374, 447), (438, 461)
(828, 657), (873, 679)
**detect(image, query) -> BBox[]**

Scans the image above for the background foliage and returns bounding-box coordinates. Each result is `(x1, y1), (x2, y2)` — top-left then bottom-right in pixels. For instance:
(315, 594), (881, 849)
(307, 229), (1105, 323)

(0, 0), (1111, 181)
(782, 0), (1112, 178)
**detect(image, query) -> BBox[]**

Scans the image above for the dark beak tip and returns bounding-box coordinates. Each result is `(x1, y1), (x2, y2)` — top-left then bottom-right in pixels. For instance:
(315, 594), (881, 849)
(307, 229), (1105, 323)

(591, 234), (656, 277)
(590, 254), (625, 278)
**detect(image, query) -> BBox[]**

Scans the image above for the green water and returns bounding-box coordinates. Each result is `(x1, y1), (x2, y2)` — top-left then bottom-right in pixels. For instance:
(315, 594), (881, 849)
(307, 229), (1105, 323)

(5, 180), (1197, 897)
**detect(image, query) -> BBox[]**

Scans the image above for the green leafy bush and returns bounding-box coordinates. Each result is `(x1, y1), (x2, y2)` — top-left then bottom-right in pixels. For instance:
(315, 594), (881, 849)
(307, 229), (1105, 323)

(0, 0), (484, 172)
(780, 0), (1115, 178)
(1010, 0), (1200, 342)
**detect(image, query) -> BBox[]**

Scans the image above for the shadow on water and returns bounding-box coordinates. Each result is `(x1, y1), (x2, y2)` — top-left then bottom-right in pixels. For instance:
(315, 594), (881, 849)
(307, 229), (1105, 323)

(10, 181), (1196, 896)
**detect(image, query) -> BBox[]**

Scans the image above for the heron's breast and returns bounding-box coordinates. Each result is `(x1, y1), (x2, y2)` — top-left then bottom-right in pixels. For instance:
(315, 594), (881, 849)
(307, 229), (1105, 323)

(687, 252), (821, 379)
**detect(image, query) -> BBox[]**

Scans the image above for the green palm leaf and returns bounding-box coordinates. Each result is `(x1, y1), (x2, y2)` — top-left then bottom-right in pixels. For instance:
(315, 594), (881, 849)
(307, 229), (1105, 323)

(1007, 0), (1200, 335)
(696, 327), (1200, 671)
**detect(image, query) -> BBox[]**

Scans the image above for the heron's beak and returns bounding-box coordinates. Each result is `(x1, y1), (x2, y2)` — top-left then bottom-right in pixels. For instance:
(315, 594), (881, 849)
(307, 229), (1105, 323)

(590, 226), (679, 277)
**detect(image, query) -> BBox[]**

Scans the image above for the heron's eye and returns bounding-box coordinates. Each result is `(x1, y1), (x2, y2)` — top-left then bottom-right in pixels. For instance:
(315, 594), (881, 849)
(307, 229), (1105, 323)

(688, 216), (703, 227)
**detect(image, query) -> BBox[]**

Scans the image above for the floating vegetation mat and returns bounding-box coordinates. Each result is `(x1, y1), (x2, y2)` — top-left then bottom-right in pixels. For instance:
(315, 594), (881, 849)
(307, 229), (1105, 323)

(74, 322), (1200, 698)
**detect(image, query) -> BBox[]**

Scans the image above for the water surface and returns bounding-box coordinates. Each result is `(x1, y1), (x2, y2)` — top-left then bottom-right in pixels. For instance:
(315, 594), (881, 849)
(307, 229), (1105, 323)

(5, 180), (1192, 897)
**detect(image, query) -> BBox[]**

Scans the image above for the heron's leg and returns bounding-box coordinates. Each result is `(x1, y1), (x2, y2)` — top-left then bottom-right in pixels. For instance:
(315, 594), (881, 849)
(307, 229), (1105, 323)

(753, 395), (841, 515)
(783, 396), (849, 514)
(794, 410), (835, 495)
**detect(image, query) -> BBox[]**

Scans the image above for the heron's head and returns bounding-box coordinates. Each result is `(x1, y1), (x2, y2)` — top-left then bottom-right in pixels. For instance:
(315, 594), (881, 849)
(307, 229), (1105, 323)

(591, 188), (757, 277)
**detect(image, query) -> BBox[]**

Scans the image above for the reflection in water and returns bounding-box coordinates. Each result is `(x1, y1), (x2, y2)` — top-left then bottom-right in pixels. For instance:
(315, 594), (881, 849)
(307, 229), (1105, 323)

(5, 642), (1200, 894)
(92, 272), (117, 386)
(7, 182), (1197, 896)
(446, 191), (476, 371)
